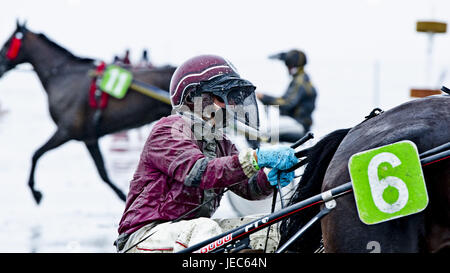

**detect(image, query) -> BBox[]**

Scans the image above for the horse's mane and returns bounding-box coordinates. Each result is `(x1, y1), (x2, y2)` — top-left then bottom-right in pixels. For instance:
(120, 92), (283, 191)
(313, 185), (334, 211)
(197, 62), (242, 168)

(37, 33), (95, 64)
(279, 128), (351, 252)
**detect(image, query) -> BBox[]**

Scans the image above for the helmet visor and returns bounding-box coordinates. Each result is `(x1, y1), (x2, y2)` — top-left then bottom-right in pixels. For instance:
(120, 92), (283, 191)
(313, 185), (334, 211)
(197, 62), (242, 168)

(200, 74), (263, 140)
(224, 86), (259, 131)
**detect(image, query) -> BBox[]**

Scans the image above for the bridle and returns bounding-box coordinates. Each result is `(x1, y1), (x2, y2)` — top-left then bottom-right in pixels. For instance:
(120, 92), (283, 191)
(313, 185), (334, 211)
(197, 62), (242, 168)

(0, 29), (25, 76)
(0, 28), (94, 79)
(5, 31), (23, 61)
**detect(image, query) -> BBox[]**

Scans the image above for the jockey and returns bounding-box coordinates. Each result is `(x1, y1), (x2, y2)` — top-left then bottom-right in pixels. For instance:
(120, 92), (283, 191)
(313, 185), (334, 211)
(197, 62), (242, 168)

(137, 49), (153, 68)
(122, 49), (131, 65)
(257, 49), (317, 143)
(115, 54), (298, 253)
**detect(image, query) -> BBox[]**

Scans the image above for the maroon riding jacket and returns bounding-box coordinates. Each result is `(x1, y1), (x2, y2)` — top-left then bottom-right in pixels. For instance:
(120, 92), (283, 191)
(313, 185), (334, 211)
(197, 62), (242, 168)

(118, 114), (273, 236)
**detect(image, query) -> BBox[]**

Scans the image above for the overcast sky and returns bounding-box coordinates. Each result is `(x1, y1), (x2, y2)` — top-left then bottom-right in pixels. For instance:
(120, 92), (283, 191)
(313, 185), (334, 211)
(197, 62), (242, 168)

(2, 1), (448, 68)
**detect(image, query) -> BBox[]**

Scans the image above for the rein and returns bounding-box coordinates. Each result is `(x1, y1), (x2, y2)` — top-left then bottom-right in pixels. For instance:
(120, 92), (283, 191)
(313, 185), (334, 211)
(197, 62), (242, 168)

(121, 134), (316, 253)
(178, 141), (450, 253)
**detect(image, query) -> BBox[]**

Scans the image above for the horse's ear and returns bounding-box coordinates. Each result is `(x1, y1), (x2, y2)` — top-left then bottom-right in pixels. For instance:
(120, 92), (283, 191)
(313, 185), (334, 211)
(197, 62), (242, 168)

(15, 19), (27, 32)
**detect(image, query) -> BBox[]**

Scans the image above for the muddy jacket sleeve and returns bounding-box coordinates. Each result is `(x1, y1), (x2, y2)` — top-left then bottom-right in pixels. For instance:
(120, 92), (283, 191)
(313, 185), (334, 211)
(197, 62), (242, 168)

(147, 116), (273, 200)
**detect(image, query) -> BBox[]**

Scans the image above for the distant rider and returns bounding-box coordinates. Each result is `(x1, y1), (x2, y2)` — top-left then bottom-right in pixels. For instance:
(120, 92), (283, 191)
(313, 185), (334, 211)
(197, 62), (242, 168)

(257, 49), (317, 143)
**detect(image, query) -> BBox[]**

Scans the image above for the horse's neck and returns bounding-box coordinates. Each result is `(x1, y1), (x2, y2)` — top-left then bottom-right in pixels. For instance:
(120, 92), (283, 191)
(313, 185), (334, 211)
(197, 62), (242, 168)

(24, 34), (89, 89)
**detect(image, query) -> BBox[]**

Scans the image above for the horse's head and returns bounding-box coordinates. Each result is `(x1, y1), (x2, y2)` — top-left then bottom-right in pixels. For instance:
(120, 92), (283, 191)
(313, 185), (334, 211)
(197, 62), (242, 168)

(0, 20), (30, 78)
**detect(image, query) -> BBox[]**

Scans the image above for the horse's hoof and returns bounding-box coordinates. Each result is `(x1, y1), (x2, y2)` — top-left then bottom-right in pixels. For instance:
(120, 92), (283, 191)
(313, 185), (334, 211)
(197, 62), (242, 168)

(32, 190), (43, 205)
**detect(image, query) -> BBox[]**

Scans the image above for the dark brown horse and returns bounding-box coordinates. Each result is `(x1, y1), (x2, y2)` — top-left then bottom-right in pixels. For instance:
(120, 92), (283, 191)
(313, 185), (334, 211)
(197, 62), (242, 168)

(0, 21), (176, 204)
(279, 95), (449, 252)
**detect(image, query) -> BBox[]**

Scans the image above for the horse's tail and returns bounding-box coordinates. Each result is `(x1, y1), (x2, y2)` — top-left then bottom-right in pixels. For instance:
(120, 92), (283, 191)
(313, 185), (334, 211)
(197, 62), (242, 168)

(278, 127), (351, 252)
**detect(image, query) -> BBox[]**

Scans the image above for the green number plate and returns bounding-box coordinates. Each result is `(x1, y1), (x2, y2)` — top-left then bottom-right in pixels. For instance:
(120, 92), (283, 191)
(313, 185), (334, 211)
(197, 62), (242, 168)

(348, 140), (428, 225)
(99, 65), (133, 99)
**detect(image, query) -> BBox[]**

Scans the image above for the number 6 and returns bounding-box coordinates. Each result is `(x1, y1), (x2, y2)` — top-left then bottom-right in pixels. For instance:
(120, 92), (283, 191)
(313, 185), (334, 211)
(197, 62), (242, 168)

(367, 152), (409, 213)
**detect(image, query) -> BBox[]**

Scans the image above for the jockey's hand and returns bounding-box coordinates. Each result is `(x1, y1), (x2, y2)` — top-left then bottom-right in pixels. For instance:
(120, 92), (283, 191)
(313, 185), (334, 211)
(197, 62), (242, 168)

(256, 146), (298, 170)
(267, 169), (295, 188)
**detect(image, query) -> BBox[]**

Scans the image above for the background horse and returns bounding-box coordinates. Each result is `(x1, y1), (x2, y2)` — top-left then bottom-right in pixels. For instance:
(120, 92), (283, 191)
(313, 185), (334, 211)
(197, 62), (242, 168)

(0, 21), (176, 204)
(280, 95), (449, 253)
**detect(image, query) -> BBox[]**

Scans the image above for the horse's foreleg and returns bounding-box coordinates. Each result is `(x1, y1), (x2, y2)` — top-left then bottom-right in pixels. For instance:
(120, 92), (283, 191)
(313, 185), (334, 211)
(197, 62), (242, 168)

(84, 140), (127, 202)
(29, 129), (70, 204)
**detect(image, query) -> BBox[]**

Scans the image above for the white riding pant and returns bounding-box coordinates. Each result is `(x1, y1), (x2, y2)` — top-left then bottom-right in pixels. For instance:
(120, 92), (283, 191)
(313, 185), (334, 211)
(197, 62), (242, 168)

(121, 215), (280, 253)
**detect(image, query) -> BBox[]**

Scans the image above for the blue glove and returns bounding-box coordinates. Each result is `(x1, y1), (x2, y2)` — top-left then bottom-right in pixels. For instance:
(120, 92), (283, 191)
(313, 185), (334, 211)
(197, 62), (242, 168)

(267, 169), (295, 188)
(256, 146), (298, 170)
